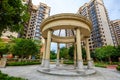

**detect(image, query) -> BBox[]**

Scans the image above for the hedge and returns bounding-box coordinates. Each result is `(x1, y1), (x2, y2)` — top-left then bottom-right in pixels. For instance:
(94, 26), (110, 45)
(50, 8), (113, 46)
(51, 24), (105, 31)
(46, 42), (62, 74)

(0, 71), (26, 80)
(7, 61), (41, 66)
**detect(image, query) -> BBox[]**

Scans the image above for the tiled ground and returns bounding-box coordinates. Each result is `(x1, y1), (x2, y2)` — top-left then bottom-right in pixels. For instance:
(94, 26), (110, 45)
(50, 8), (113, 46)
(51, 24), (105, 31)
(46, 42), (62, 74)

(0, 65), (120, 80)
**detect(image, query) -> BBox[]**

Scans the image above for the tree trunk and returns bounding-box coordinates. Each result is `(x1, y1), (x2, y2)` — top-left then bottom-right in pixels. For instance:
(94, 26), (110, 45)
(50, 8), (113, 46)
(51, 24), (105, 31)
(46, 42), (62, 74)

(108, 56), (112, 64)
(100, 58), (103, 63)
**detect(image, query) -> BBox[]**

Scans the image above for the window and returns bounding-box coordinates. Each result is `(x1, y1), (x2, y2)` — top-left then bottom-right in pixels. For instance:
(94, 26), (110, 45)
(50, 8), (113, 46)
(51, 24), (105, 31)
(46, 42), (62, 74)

(34, 37), (40, 40)
(36, 29), (39, 32)
(35, 33), (40, 36)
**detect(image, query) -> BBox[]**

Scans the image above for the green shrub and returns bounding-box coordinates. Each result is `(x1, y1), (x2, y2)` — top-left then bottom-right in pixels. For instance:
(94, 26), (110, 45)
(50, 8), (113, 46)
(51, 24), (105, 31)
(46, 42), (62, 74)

(95, 62), (107, 68)
(7, 61), (41, 66)
(116, 66), (120, 71)
(63, 61), (89, 65)
(0, 71), (26, 80)
(111, 62), (120, 65)
(64, 60), (74, 64)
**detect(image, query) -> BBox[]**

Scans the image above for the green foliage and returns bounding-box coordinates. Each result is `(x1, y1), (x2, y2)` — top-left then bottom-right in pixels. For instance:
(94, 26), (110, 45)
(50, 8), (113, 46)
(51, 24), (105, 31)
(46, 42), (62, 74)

(0, 42), (8, 54)
(0, 71), (26, 80)
(10, 38), (39, 57)
(109, 62), (120, 65)
(68, 46), (86, 60)
(95, 62), (107, 68)
(116, 65), (120, 71)
(115, 45), (120, 57)
(7, 61), (40, 66)
(60, 47), (69, 59)
(64, 60), (74, 64)
(68, 46), (74, 59)
(50, 50), (56, 59)
(95, 48), (105, 60)
(0, 0), (30, 36)
(82, 47), (86, 60)
(95, 45), (116, 62)
(103, 46), (116, 57)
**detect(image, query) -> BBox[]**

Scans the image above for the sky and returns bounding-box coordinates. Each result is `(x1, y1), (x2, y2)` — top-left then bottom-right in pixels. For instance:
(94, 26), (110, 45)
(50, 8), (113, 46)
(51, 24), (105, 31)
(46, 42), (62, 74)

(32, 0), (120, 51)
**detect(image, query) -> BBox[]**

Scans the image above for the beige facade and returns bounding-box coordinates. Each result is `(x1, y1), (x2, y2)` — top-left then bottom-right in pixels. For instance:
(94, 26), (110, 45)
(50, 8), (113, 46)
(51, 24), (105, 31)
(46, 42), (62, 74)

(21, 0), (33, 38)
(77, 0), (113, 51)
(110, 20), (120, 46)
(1, 31), (18, 38)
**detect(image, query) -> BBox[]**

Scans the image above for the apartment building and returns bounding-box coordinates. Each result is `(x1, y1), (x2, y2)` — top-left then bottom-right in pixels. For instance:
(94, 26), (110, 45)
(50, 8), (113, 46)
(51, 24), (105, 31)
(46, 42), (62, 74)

(77, 0), (113, 51)
(110, 20), (120, 46)
(21, 0), (33, 38)
(26, 3), (50, 40)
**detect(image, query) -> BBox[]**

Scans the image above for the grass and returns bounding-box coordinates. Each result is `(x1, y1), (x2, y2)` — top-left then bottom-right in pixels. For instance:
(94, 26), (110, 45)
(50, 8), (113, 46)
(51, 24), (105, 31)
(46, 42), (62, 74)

(63, 60), (74, 64)
(7, 61), (41, 66)
(0, 71), (26, 80)
(116, 64), (120, 71)
(95, 62), (107, 68)
(63, 60), (108, 68)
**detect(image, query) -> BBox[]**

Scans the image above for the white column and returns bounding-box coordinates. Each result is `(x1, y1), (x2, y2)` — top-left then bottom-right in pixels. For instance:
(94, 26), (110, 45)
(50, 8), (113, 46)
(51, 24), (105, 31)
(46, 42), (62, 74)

(76, 28), (84, 73)
(85, 38), (93, 69)
(41, 39), (47, 67)
(56, 43), (60, 66)
(44, 30), (52, 71)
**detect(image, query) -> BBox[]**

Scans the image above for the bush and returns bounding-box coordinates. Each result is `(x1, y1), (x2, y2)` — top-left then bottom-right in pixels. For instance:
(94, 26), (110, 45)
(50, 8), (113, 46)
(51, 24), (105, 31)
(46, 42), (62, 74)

(7, 61), (41, 66)
(111, 62), (120, 65)
(95, 62), (107, 68)
(0, 71), (26, 80)
(116, 65), (120, 71)
(64, 60), (74, 64)
(64, 61), (89, 65)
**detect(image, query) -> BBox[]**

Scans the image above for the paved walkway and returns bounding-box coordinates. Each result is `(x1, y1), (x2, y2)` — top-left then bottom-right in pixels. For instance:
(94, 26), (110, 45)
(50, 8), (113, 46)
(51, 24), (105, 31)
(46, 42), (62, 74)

(0, 65), (120, 80)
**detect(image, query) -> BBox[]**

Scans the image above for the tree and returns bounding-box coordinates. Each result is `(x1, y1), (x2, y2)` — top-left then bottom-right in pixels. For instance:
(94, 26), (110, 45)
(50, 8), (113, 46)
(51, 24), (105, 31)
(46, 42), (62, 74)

(95, 45), (116, 63)
(10, 38), (39, 58)
(103, 45), (116, 63)
(0, 0), (30, 36)
(60, 47), (69, 59)
(82, 47), (86, 61)
(116, 45), (120, 56)
(114, 45), (120, 61)
(68, 46), (86, 60)
(95, 47), (106, 62)
(50, 50), (56, 59)
(68, 46), (74, 59)
(0, 42), (9, 57)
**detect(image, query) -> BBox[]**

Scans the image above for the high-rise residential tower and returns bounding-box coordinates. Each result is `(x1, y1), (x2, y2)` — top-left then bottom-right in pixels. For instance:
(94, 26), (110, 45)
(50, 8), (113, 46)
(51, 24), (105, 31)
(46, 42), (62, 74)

(21, 0), (33, 38)
(26, 3), (50, 40)
(110, 20), (120, 46)
(77, 0), (113, 51)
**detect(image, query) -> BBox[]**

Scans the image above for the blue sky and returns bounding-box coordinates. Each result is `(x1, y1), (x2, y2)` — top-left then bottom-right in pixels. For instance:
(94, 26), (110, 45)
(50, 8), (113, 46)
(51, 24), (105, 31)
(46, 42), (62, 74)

(32, 0), (120, 51)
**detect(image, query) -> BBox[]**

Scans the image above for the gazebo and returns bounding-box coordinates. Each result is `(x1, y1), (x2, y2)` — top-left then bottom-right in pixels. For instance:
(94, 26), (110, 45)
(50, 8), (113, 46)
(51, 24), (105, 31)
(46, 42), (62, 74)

(40, 13), (93, 73)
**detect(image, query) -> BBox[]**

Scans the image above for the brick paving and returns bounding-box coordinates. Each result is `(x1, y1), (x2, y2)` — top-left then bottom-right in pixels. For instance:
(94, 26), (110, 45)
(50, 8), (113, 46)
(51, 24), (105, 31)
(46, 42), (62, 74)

(106, 65), (118, 69)
(0, 65), (120, 80)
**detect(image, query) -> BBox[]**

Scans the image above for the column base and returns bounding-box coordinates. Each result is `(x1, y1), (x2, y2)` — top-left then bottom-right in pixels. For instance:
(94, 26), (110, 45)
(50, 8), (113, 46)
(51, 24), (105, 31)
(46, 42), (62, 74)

(41, 59), (45, 67)
(77, 60), (84, 73)
(87, 60), (94, 69)
(74, 60), (77, 69)
(43, 59), (50, 72)
(56, 59), (60, 66)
